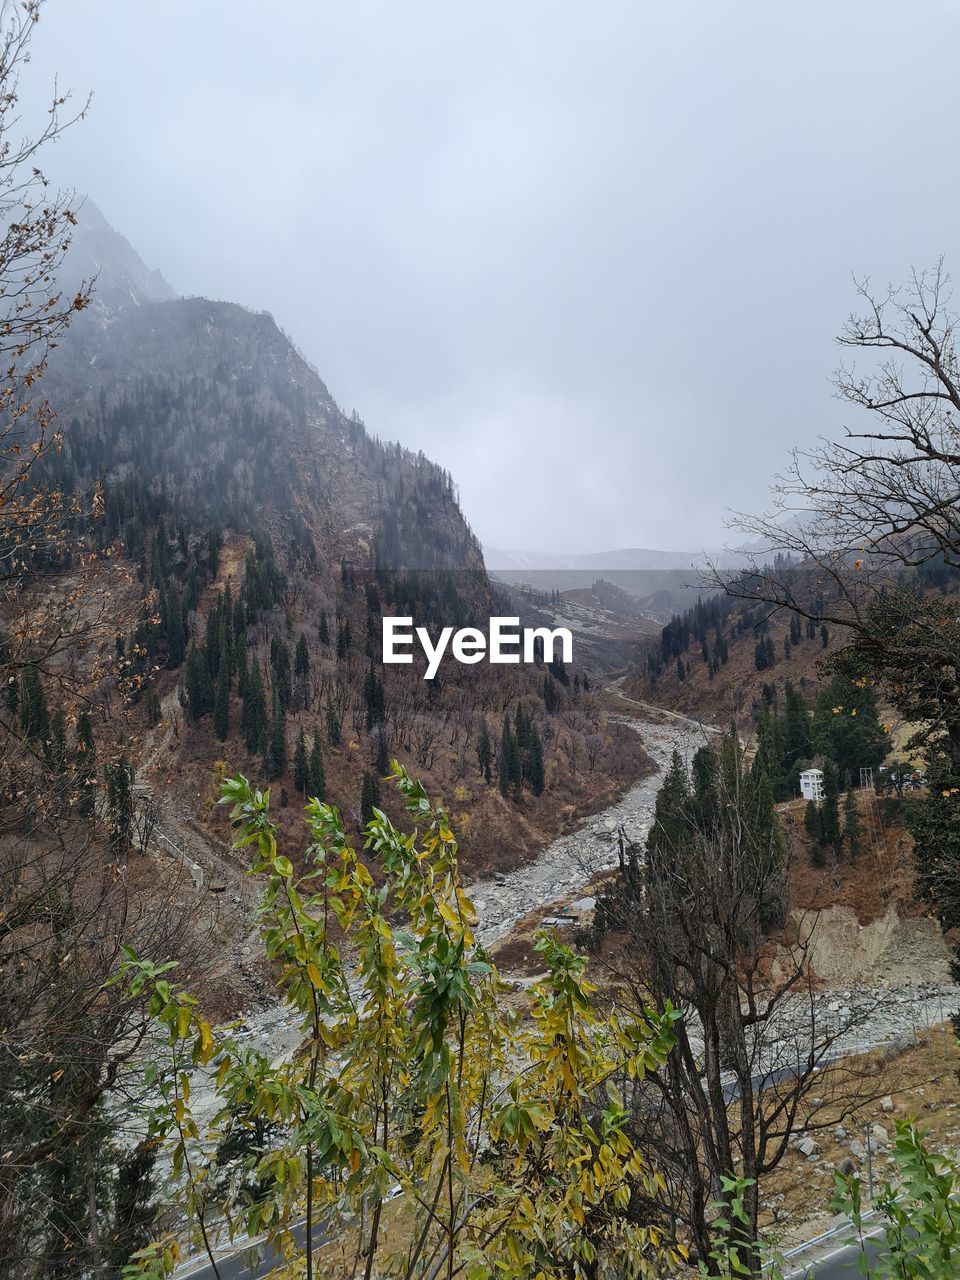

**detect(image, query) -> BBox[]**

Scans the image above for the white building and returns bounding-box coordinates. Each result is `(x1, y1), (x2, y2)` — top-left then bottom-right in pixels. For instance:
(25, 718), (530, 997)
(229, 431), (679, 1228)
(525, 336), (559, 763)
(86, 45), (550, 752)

(800, 768), (825, 803)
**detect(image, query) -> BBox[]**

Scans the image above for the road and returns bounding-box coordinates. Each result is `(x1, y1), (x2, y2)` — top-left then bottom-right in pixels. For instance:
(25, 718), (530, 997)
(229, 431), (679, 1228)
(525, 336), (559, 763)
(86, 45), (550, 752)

(788, 1232), (886, 1278)
(177, 1225), (888, 1279)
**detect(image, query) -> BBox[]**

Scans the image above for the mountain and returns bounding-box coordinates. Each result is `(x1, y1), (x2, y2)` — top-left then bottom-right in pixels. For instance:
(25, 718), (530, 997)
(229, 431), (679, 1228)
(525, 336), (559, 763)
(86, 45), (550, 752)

(47, 204), (483, 576)
(484, 546), (727, 573)
(27, 204), (651, 914)
(60, 199), (177, 319)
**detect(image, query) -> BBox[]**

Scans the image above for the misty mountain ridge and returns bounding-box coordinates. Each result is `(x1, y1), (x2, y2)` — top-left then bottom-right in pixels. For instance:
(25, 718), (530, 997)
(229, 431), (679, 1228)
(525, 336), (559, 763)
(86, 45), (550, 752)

(47, 201), (483, 577)
(484, 545), (748, 573)
(61, 198), (177, 320)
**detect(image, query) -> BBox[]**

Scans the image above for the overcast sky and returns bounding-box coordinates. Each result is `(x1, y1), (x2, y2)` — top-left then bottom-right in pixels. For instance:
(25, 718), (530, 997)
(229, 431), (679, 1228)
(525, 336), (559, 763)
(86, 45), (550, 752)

(24, 1), (960, 554)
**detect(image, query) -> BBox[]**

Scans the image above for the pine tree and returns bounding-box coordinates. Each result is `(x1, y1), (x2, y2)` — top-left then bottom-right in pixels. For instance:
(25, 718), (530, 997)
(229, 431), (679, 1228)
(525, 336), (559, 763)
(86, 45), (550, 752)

(804, 798), (820, 842)
(318, 610), (330, 646)
(309, 730), (325, 800)
(19, 667), (49, 743)
(542, 674), (561, 714)
(104, 755), (134, 856)
(242, 657), (267, 754)
(782, 682), (811, 775)
(811, 674), (889, 777)
(75, 710), (97, 817)
(293, 726), (309, 795)
(527, 724), (545, 796)
(270, 638), (292, 712)
(294, 633), (310, 681)
(498, 715), (515, 797)
(477, 722), (492, 783)
(363, 664), (385, 730)
(185, 645), (214, 720)
(326, 696), (342, 747)
(821, 760), (841, 852)
(374, 726), (390, 776)
(269, 688), (287, 778)
(145, 688), (162, 728)
(336, 619), (351, 660)
(360, 770), (381, 827)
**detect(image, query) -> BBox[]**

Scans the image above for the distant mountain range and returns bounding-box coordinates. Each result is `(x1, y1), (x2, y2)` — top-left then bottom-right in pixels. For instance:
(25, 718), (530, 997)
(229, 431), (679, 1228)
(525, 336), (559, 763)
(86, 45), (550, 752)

(484, 546), (747, 573)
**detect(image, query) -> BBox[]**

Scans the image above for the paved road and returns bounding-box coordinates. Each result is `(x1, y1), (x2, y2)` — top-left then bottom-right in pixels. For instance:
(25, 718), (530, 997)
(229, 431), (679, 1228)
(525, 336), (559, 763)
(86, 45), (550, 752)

(789, 1232), (885, 1277)
(180, 1230), (887, 1279)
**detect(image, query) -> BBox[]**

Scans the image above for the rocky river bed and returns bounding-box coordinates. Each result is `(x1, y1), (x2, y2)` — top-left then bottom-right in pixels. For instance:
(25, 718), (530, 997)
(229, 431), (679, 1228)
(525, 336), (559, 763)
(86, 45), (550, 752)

(222, 711), (958, 1074)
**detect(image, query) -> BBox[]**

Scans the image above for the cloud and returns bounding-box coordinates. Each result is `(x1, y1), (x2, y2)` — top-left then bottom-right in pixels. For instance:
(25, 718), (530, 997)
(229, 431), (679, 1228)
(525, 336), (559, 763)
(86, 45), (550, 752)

(24, 0), (960, 553)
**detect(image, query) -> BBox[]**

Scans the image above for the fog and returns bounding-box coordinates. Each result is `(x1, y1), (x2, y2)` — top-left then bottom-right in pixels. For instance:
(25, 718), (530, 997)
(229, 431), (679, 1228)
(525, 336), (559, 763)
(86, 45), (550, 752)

(25, 0), (960, 554)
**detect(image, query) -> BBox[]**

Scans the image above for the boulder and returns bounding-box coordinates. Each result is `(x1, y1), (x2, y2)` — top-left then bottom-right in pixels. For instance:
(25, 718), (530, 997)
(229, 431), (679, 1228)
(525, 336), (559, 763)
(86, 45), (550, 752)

(880, 1096), (895, 1113)
(797, 1136), (821, 1160)
(849, 1140), (867, 1159)
(870, 1123), (890, 1147)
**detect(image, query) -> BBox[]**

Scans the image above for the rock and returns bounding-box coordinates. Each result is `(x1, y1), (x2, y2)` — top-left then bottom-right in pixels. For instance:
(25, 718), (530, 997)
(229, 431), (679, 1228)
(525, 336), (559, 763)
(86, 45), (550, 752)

(838, 1156), (858, 1176)
(834, 1126), (847, 1142)
(849, 1140), (867, 1159)
(880, 1096), (894, 1113)
(797, 1136), (821, 1159)
(870, 1124), (890, 1147)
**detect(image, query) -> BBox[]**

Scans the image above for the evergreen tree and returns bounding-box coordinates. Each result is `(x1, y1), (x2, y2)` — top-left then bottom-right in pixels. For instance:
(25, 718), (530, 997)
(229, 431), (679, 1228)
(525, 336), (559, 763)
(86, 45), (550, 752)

(542, 674), (561, 714)
(145, 688), (162, 728)
(821, 759), (841, 852)
(498, 715), (518, 797)
(293, 726), (309, 795)
(75, 710), (97, 817)
(269, 688), (287, 778)
(374, 726), (390, 776)
(242, 657), (267, 754)
(326, 696), (342, 747)
(811, 674), (889, 777)
(336, 619), (351, 660)
(527, 724), (545, 796)
(804, 798), (821, 842)
(907, 745), (960, 994)
(360, 770), (382, 827)
(270, 638), (292, 712)
(645, 748), (692, 870)
(309, 730), (325, 800)
(318, 609), (330, 646)
(184, 645), (214, 720)
(782, 682), (812, 774)
(19, 667), (49, 743)
(294, 633), (310, 681)
(104, 755), (134, 856)
(477, 721), (493, 783)
(363, 664), (385, 730)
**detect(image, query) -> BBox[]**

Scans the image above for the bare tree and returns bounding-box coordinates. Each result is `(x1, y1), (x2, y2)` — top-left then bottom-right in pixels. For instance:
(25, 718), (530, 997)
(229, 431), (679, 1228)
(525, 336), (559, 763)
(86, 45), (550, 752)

(714, 264), (960, 752)
(593, 733), (886, 1275)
